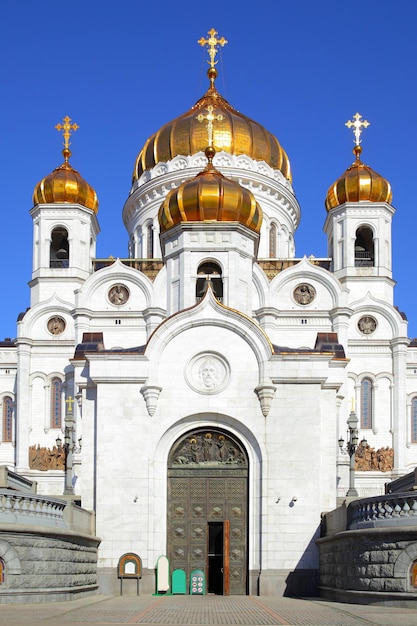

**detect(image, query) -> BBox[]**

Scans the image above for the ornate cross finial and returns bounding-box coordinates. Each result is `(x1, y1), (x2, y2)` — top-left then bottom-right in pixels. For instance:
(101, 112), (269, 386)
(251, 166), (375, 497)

(65, 395), (74, 413)
(197, 105), (224, 147)
(345, 112), (370, 146)
(55, 116), (79, 150)
(198, 28), (228, 68)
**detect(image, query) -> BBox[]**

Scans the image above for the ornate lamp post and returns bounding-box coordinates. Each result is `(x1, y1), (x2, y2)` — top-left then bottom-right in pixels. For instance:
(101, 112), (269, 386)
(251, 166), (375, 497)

(338, 408), (367, 498)
(56, 395), (81, 496)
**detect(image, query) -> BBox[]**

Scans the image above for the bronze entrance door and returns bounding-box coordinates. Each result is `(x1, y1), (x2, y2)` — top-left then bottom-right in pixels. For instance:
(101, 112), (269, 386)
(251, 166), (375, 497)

(168, 429), (248, 595)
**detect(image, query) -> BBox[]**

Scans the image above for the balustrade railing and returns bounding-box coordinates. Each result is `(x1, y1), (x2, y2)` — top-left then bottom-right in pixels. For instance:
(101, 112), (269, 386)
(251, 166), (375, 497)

(348, 493), (417, 529)
(0, 490), (67, 529)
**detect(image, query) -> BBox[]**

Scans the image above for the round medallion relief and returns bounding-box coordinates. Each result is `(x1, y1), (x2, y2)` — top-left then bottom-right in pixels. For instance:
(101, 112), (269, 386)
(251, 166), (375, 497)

(185, 352), (230, 395)
(293, 283), (316, 305)
(47, 316), (66, 335)
(358, 315), (377, 335)
(108, 284), (129, 305)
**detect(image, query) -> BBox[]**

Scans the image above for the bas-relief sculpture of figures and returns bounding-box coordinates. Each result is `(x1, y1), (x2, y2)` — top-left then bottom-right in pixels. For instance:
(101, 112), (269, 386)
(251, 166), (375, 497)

(293, 283), (316, 305)
(172, 431), (245, 466)
(355, 442), (394, 472)
(29, 444), (65, 470)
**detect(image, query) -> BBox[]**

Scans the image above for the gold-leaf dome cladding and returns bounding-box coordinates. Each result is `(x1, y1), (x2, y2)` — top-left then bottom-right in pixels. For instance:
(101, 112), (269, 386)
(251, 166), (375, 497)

(158, 153), (263, 234)
(325, 146), (392, 211)
(133, 86), (292, 182)
(33, 152), (99, 213)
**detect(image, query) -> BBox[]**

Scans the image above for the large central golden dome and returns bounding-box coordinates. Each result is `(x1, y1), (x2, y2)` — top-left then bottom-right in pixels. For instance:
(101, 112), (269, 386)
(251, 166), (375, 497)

(133, 69), (291, 182)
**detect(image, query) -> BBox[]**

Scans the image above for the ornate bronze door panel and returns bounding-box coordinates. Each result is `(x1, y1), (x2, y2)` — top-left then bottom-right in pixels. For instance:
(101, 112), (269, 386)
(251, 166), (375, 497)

(168, 429), (248, 595)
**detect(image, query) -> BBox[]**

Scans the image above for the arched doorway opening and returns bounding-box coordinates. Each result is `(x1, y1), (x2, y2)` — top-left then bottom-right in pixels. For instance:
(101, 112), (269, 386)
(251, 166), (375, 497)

(167, 427), (248, 595)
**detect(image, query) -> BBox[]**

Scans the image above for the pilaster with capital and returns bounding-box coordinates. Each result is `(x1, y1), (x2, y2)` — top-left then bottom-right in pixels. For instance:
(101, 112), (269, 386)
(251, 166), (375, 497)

(391, 337), (410, 474)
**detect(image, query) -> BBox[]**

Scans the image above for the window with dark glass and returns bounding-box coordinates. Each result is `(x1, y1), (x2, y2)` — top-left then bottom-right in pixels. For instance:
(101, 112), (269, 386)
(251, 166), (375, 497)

(146, 223), (154, 259)
(360, 378), (373, 429)
(269, 223), (277, 258)
(50, 378), (62, 429)
(2, 397), (13, 442)
(412, 398), (417, 443)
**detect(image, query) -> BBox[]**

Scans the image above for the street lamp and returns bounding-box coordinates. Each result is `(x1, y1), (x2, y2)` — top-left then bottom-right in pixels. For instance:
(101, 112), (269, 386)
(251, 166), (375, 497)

(56, 395), (81, 496)
(338, 408), (367, 497)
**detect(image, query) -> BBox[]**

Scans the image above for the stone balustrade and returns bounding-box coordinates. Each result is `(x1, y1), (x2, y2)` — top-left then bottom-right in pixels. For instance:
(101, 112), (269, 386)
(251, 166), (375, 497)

(0, 489), (99, 603)
(0, 489), (92, 531)
(348, 493), (417, 530)
(318, 493), (417, 604)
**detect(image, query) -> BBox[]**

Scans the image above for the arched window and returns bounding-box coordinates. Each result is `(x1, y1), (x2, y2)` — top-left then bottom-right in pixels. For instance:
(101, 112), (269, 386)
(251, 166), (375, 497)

(411, 561), (417, 588)
(2, 397), (13, 442)
(50, 227), (69, 268)
(411, 398), (417, 443)
(50, 378), (62, 429)
(355, 226), (374, 267)
(269, 223), (277, 258)
(360, 378), (373, 429)
(196, 261), (223, 302)
(146, 223), (154, 259)
(0, 557), (5, 584)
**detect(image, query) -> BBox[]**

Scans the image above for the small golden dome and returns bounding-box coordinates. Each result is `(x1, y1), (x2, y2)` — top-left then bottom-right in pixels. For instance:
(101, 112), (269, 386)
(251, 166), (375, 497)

(33, 148), (99, 213)
(325, 146), (392, 211)
(158, 147), (263, 234)
(133, 74), (291, 182)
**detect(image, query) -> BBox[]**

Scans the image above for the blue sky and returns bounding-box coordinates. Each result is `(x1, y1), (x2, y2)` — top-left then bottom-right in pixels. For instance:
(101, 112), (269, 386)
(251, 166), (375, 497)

(1, 1), (417, 338)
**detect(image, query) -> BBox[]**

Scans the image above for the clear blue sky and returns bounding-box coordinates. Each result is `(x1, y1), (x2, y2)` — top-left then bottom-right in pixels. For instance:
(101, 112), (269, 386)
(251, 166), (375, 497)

(1, 1), (416, 338)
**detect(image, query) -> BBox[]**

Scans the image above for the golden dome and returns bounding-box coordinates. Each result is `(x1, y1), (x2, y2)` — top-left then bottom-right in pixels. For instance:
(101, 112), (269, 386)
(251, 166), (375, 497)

(325, 145), (392, 211)
(158, 147), (263, 234)
(133, 68), (291, 182)
(33, 148), (99, 213)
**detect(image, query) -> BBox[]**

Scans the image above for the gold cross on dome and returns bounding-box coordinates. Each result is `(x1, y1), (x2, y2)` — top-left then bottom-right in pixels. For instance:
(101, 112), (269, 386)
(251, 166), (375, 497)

(55, 116), (79, 150)
(197, 105), (224, 146)
(345, 112), (370, 146)
(198, 28), (228, 68)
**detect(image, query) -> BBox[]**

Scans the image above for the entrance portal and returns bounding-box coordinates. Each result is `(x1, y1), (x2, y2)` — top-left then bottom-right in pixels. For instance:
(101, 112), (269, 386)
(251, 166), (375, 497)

(167, 428), (248, 595)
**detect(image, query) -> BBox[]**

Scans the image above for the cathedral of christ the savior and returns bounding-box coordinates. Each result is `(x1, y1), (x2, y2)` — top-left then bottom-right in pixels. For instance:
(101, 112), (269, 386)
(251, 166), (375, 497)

(1, 29), (417, 597)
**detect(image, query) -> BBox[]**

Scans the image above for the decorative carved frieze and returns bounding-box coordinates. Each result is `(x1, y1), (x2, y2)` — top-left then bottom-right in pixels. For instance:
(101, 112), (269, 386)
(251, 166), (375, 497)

(29, 444), (64, 471)
(355, 442), (394, 472)
(169, 431), (247, 467)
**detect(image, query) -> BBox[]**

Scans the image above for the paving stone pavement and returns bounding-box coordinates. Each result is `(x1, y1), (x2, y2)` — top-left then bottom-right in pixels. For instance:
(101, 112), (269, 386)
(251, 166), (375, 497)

(1, 595), (417, 626)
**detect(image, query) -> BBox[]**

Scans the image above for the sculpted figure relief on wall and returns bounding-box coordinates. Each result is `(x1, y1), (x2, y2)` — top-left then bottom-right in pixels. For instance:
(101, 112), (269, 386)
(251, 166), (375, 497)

(357, 316), (377, 335)
(293, 283), (316, 305)
(169, 431), (247, 467)
(29, 444), (65, 471)
(355, 442), (394, 472)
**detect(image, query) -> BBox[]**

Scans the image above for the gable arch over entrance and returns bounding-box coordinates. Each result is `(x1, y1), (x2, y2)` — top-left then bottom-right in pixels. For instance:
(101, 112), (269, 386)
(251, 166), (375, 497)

(168, 426), (249, 595)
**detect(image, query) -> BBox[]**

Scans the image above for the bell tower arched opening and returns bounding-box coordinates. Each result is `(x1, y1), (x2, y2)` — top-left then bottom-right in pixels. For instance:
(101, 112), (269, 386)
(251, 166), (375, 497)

(355, 225), (374, 267)
(50, 227), (69, 268)
(196, 261), (223, 302)
(167, 427), (248, 595)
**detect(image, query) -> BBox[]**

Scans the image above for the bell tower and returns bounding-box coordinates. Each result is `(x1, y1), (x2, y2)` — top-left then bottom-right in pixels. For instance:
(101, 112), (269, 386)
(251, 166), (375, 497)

(30, 117), (100, 307)
(324, 113), (395, 303)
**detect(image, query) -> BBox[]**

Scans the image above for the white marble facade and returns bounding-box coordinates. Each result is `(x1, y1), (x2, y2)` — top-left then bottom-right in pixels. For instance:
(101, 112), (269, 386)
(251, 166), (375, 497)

(1, 53), (417, 595)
